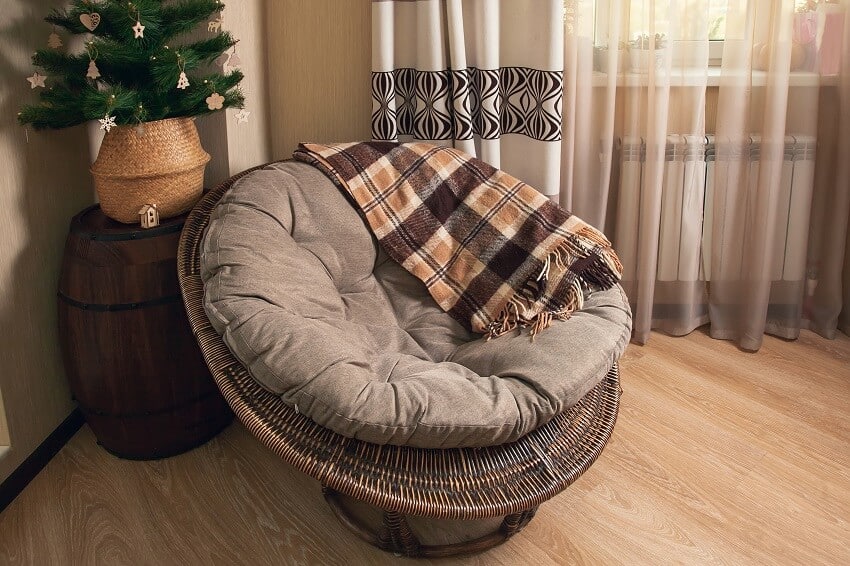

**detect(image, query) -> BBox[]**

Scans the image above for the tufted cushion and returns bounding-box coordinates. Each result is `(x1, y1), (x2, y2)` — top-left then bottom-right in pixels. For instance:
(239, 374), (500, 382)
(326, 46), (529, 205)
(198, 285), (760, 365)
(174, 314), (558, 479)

(201, 161), (632, 448)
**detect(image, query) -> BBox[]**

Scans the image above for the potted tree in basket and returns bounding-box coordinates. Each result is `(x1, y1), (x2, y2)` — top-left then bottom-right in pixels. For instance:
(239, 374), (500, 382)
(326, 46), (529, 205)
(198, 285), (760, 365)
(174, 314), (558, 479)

(18, 0), (246, 224)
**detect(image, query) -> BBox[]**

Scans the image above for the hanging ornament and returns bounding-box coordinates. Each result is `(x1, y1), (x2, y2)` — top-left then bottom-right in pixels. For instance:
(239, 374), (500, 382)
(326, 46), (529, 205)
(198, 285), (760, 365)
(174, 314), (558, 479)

(206, 92), (225, 110)
(27, 71), (46, 89)
(208, 16), (223, 33)
(86, 59), (101, 80)
(209, 0), (224, 32)
(128, 4), (145, 39)
(133, 20), (145, 39)
(176, 55), (190, 89)
(177, 71), (190, 90)
(85, 43), (101, 80)
(47, 29), (63, 49)
(99, 114), (117, 132)
(80, 12), (101, 32)
(226, 49), (242, 69)
(133, 103), (147, 135)
(214, 52), (230, 68)
(235, 109), (250, 124)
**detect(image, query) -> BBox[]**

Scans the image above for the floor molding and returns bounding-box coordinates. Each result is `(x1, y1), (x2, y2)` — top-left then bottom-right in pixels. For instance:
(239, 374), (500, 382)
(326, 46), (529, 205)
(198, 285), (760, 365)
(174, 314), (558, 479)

(0, 409), (84, 513)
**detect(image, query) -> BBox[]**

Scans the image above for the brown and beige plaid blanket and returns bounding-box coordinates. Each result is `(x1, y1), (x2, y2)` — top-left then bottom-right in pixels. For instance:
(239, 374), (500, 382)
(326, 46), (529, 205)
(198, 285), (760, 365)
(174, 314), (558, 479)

(294, 141), (623, 339)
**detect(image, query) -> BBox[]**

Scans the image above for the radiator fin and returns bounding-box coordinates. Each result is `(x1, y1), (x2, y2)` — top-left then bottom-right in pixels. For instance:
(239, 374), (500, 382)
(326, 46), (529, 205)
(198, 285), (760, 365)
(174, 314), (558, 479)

(616, 134), (815, 282)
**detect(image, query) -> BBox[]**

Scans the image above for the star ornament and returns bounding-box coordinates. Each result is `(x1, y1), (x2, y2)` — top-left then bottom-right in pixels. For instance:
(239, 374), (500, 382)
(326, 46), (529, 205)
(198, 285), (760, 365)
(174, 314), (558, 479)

(133, 20), (145, 39)
(99, 114), (117, 132)
(27, 72), (46, 89)
(206, 92), (225, 110)
(235, 109), (250, 124)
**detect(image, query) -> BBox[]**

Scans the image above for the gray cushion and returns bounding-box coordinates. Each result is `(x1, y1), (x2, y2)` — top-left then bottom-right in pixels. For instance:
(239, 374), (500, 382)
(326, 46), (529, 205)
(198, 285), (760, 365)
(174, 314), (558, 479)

(201, 161), (632, 448)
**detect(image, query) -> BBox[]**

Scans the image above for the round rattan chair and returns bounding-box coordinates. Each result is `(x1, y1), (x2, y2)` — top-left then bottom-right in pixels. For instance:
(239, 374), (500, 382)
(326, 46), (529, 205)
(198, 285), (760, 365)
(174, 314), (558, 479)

(177, 164), (622, 558)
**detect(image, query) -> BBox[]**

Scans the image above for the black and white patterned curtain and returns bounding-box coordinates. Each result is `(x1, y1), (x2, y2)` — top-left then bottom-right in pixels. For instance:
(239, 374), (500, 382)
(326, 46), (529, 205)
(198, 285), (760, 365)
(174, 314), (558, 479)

(372, 0), (565, 198)
(372, 67), (563, 143)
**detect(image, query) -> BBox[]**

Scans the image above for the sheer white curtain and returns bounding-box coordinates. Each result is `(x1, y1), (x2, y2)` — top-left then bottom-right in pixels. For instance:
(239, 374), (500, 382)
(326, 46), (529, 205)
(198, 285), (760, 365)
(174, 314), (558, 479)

(564, 0), (849, 350)
(372, 0), (850, 351)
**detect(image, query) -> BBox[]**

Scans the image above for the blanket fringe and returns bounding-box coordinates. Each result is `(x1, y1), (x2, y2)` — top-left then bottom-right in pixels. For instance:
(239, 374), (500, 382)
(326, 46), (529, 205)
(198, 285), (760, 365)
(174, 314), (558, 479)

(485, 231), (621, 341)
(576, 225), (624, 276)
(486, 245), (592, 340)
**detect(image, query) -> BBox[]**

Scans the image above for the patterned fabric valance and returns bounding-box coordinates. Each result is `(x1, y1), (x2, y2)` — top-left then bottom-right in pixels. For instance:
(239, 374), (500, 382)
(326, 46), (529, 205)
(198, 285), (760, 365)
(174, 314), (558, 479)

(371, 67), (563, 142)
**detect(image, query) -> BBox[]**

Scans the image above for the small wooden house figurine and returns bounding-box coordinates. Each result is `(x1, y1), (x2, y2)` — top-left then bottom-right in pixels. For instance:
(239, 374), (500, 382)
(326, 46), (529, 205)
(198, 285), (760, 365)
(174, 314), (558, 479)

(139, 204), (160, 229)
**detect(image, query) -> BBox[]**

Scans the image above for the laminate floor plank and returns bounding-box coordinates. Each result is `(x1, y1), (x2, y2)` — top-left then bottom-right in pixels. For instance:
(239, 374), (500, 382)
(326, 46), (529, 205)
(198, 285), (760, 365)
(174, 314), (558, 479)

(1, 329), (848, 565)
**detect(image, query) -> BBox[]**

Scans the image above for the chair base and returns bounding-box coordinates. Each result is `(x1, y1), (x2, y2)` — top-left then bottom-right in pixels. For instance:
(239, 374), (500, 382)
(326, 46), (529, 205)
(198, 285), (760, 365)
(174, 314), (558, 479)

(322, 486), (537, 558)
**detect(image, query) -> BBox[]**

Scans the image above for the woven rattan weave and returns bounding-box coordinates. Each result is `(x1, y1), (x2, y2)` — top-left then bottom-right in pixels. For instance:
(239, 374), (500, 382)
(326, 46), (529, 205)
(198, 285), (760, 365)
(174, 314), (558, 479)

(176, 163), (621, 558)
(92, 117), (210, 223)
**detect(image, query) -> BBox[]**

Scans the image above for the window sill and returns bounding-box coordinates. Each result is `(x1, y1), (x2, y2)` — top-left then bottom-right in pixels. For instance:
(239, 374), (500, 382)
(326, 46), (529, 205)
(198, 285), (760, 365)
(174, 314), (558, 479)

(590, 68), (838, 88)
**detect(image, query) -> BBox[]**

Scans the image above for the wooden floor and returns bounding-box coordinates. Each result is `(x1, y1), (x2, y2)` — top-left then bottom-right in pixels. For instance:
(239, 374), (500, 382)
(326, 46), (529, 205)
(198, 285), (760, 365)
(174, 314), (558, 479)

(1, 329), (848, 565)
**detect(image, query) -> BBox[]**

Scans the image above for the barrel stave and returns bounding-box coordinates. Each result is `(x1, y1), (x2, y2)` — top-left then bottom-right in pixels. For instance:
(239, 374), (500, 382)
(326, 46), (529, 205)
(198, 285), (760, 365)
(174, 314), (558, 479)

(58, 205), (231, 459)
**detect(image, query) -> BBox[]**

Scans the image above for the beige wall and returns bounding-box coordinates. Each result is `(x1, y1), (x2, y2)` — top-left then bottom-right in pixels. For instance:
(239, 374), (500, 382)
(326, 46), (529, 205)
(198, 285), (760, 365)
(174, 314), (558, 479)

(196, 0), (272, 188)
(265, 0), (372, 158)
(199, 0), (372, 185)
(0, 1), (95, 481)
(223, 0), (273, 175)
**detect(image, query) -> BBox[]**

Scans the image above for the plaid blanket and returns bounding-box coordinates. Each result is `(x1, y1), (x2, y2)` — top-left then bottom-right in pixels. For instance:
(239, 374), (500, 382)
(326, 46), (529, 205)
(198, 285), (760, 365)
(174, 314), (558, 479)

(294, 142), (622, 339)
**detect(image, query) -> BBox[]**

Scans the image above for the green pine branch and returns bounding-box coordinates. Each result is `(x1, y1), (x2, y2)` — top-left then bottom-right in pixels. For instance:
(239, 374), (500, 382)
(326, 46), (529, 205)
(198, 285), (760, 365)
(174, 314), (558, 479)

(46, 1), (164, 45)
(18, 86), (87, 129)
(31, 48), (89, 86)
(149, 33), (237, 91)
(161, 0), (224, 39)
(168, 70), (245, 118)
(20, 0), (243, 130)
(45, 1), (221, 44)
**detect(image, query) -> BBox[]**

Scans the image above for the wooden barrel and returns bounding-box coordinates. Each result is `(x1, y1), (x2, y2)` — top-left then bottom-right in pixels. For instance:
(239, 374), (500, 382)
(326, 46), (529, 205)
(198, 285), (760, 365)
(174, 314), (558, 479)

(58, 205), (232, 459)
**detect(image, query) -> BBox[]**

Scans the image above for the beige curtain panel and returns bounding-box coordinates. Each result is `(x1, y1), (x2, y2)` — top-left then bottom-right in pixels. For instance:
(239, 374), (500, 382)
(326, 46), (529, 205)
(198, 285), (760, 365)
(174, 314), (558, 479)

(372, 0), (849, 351)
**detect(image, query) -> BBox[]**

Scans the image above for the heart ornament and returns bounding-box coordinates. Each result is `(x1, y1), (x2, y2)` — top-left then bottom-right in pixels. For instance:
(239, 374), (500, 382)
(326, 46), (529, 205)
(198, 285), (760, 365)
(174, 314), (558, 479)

(80, 12), (101, 32)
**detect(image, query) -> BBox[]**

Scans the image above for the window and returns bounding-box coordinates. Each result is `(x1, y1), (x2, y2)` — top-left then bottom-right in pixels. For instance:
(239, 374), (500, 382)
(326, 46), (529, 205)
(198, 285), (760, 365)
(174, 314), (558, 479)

(590, 0), (819, 67)
(708, 0), (728, 41)
(709, 0), (821, 39)
(593, 1), (722, 45)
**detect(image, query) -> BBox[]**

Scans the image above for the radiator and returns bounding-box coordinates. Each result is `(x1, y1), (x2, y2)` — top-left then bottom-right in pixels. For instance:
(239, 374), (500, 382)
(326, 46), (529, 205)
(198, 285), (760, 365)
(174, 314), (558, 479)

(615, 134), (816, 282)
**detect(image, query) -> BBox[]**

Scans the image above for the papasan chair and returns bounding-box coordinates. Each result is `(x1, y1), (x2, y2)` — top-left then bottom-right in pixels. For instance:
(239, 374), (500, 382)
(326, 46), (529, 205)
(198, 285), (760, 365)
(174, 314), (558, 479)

(177, 147), (631, 558)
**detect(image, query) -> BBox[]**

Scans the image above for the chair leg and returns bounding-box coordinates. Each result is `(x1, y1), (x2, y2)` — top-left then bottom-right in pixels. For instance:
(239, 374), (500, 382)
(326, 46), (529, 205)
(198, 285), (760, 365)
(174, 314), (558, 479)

(322, 485), (540, 558)
(377, 510), (422, 557)
(500, 508), (538, 536)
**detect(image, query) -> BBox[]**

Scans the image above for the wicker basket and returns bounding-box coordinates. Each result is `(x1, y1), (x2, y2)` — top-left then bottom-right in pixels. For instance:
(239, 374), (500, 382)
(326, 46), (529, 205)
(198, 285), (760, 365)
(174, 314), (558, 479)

(91, 117), (210, 224)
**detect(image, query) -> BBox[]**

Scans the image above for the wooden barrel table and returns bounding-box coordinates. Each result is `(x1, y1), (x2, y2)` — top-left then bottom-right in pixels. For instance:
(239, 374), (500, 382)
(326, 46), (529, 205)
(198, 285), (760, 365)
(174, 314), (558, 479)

(58, 205), (233, 459)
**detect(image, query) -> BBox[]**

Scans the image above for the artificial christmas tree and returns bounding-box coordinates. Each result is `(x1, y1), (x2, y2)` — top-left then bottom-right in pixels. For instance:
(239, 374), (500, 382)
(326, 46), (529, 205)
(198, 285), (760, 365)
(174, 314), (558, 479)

(19, 0), (246, 223)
